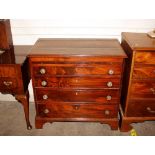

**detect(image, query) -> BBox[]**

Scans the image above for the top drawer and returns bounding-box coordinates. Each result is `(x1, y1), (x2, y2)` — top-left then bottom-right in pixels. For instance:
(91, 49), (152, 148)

(32, 63), (122, 77)
(135, 52), (155, 64)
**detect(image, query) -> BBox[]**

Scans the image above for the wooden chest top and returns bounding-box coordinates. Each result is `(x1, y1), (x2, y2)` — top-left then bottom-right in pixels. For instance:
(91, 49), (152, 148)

(28, 39), (126, 57)
(122, 32), (155, 51)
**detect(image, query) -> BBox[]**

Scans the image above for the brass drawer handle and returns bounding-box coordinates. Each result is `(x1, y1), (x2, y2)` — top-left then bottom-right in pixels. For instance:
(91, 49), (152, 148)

(3, 81), (13, 86)
(40, 68), (46, 74)
(107, 82), (113, 87)
(106, 95), (112, 101)
(150, 88), (155, 94)
(41, 81), (47, 87)
(73, 105), (80, 110)
(146, 107), (155, 113)
(108, 69), (114, 75)
(43, 95), (48, 100)
(44, 108), (50, 114)
(104, 110), (110, 115)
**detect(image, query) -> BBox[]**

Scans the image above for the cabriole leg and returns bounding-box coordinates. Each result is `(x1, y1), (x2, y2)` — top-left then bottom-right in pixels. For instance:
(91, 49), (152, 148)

(15, 91), (32, 130)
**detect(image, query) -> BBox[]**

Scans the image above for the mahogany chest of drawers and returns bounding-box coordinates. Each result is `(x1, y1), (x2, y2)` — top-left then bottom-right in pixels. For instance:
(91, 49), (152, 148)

(120, 32), (155, 131)
(28, 39), (127, 129)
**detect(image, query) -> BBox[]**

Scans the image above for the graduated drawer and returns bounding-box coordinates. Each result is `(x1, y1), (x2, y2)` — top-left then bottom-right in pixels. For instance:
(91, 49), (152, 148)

(126, 100), (155, 117)
(35, 88), (120, 104)
(0, 77), (18, 92)
(130, 80), (155, 99)
(37, 102), (118, 118)
(34, 77), (121, 89)
(32, 63), (122, 77)
(134, 51), (155, 64)
(133, 64), (155, 79)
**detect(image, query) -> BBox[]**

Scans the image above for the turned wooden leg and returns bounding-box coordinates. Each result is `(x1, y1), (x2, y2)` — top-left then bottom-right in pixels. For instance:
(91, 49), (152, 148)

(15, 91), (32, 130)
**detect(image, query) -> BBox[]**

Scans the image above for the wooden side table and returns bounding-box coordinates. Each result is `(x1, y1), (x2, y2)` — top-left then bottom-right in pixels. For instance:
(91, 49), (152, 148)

(0, 19), (32, 129)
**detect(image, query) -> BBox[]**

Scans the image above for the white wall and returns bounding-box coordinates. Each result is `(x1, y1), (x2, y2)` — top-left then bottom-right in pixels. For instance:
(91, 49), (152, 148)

(0, 19), (155, 101)
(11, 19), (155, 45)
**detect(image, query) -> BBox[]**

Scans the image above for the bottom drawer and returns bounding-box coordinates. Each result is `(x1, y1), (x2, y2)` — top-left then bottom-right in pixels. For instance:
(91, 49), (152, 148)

(127, 100), (155, 117)
(37, 103), (118, 118)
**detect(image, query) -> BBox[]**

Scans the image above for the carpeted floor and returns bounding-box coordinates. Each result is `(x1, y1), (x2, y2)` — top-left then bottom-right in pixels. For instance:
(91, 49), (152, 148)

(0, 101), (154, 136)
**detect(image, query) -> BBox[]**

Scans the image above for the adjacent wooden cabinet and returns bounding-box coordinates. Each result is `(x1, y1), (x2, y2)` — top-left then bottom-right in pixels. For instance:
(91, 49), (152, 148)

(28, 39), (127, 129)
(120, 32), (155, 132)
(0, 19), (32, 129)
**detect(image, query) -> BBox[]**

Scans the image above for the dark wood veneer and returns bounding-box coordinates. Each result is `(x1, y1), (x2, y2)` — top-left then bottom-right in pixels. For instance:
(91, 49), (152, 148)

(120, 32), (155, 132)
(34, 77), (121, 89)
(35, 88), (120, 104)
(32, 63), (122, 76)
(133, 64), (155, 78)
(29, 39), (127, 129)
(37, 103), (118, 119)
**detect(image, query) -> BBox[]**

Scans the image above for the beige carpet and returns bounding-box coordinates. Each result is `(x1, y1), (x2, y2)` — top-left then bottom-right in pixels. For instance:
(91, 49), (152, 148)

(0, 101), (154, 136)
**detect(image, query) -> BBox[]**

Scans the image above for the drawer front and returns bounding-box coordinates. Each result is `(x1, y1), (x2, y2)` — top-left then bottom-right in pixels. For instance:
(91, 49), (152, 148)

(0, 66), (17, 77)
(0, 77), (18, 92)
(135, 52), (155, 64)
(35, 89), (120, 104)
(127, 100), (155, 117)
(133, 65), (155, 79)
(34, 77), (120, 89)
(37, 103), (118, 118)
(130, 81), (155, 99)
(32, 64), (122, 77)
